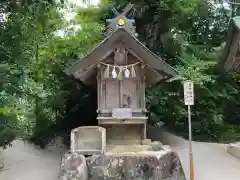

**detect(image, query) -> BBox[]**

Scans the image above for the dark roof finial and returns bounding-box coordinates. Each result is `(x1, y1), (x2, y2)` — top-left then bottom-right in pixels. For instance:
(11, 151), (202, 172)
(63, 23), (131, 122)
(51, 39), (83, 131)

(104, 3), (137, 37)
(109, 2), (134, 16)
(109, 4), (120, 16)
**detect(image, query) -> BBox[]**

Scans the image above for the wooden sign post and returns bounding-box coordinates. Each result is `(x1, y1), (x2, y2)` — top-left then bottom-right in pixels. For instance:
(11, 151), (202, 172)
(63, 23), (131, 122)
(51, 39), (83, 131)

(183, 80), (194, 180)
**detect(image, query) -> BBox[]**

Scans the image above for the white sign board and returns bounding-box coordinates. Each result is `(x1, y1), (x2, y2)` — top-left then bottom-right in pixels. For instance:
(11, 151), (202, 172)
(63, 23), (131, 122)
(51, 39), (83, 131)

(183, 81), (194, 105)
(112, 108), (132, 119)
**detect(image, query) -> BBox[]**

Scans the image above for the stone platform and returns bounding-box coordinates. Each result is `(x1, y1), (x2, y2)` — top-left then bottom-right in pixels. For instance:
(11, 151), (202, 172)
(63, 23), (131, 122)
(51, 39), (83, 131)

(60, 149), (186, 180)
(107, 143), (171, 154)
(64, 126), (184, 179)
(107, 145), (151, 153)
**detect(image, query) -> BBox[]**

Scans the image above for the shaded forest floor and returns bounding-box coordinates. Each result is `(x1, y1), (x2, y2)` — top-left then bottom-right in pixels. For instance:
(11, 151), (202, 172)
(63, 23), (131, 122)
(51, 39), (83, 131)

(0, 138), (240, 180)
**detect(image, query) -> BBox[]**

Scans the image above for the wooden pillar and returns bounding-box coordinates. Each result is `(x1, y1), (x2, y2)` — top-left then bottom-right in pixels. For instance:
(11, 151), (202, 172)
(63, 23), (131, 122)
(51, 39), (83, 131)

(143, 122), (147, 139)
(142, 79), (146, 109)
(104, 81), (106, 108)
(97, 64), (101, 109)
(119, 80), (122, 107)
(140, 63), (147, 140)
(136, 80), (140, 108)
(140, 63), (146, 109)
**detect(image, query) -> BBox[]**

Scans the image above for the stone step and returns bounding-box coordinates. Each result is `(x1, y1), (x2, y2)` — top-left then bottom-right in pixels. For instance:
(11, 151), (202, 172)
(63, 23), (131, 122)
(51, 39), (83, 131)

(107, 139), (142, 145)
(107, 145), (151, 153)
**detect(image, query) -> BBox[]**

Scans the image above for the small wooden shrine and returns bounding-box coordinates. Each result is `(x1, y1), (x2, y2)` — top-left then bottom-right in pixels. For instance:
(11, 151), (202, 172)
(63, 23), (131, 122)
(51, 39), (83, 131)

(219, 16), (240, 72)
(65, 4), (176, 147)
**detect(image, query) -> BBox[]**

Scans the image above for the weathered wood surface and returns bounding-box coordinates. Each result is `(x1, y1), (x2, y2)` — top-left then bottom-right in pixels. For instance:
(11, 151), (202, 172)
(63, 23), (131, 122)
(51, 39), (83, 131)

(65, 28), (176, 84)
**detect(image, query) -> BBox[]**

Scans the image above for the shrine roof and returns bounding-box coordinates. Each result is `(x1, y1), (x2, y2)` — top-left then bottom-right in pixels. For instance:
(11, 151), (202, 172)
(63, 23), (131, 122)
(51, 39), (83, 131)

(219, 16), (240, 72)
(65, 28), (177, 84)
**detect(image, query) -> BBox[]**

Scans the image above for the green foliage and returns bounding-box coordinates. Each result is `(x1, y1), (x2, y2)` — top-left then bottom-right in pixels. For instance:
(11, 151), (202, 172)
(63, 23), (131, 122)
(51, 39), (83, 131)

(147, 43), (240, 142)
(0, 0), (66, 147)
(0, 0), (106, 147)
(0, 0), (240, 149)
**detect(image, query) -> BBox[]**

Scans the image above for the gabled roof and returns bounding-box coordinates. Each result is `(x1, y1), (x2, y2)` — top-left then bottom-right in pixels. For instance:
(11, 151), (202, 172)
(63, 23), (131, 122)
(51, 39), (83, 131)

(219, 16), (240, 72)
(65, 28), (177, 84)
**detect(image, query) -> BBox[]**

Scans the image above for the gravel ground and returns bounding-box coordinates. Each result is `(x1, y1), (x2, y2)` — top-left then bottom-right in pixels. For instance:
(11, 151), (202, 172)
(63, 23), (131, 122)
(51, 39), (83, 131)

(0, 138), (240, 180)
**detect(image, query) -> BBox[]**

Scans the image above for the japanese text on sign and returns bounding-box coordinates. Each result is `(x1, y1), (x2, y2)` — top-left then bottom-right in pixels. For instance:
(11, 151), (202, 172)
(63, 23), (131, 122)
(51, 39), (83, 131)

(183, 81), (194, 105)
(112, 108), (132, 118)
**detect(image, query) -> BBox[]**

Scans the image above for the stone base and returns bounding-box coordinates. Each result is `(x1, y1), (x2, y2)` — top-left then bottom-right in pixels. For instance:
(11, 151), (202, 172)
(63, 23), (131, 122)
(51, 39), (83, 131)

(60, 149), (186, 180)
(142, 138), (152, 145)
(60, 152), (88, 180)
(107, 145), (151, 153)
(227, 142), (240, 159)
(106, 140), (166, 153)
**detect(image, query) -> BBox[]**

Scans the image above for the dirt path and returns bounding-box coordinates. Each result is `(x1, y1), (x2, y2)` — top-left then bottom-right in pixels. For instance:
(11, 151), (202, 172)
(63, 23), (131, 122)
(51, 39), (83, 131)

(173, 141), (240, 180)
(148, 126), (240, 180)
(0, 138), (240, 180)
(0, 139), (66, 180)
